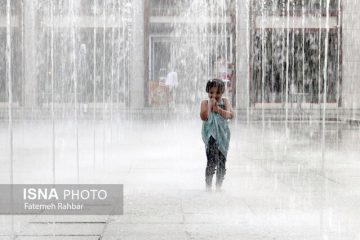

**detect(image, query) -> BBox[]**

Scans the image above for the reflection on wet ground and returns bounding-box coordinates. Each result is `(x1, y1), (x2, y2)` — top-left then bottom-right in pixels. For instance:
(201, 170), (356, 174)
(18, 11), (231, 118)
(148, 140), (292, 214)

(0, 118), (359, 239)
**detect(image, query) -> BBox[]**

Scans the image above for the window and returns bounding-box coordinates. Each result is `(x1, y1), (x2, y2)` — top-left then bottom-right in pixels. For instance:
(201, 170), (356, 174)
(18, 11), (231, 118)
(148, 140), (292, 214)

(250, 0), (341, 105)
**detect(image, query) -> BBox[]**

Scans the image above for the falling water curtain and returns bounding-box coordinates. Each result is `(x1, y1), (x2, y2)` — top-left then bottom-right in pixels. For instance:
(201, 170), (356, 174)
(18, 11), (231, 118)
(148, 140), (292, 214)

(249, 0), (341, 106)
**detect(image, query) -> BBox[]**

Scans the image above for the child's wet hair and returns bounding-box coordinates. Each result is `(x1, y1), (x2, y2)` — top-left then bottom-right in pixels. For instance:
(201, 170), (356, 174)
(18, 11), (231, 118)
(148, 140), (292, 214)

(205, 78), (225, 94)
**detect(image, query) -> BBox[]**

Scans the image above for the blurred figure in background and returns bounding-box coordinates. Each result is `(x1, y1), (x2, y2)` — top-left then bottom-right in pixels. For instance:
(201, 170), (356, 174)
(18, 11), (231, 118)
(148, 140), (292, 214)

(165, 69), (178, 110)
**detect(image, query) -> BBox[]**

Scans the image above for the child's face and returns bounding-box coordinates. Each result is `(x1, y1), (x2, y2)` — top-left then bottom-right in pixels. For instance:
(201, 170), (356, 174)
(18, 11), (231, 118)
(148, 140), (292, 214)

(208, 86), (222, 102)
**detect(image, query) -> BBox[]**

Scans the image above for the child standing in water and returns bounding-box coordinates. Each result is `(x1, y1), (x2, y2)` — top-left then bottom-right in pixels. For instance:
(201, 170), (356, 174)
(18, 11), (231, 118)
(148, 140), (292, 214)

(200, 79), (233, 191)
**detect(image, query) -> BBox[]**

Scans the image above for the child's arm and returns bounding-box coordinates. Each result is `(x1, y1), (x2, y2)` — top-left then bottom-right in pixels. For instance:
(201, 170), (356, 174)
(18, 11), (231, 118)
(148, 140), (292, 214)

(200, 100), (209, 121)
(214, 98), (234, 119)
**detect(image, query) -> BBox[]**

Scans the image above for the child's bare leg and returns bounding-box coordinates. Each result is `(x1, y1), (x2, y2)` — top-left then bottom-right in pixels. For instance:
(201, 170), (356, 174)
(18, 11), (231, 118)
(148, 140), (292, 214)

(216, 152), (227, 189)
(205, 137), (217, 189)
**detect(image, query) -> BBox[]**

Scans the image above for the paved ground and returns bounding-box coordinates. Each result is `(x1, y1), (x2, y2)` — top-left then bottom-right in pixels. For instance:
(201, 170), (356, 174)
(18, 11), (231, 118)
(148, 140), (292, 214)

(0, 118), (359, 239)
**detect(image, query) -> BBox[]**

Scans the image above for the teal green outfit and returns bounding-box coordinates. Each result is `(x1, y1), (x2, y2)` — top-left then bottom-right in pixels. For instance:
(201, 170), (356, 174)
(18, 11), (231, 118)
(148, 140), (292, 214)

(201, 98), (231, 158)
(202, 98), (231, 188)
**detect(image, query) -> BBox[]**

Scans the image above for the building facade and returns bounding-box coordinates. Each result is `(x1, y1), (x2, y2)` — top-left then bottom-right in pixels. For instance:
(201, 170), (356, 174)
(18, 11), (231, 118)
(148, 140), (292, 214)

(0, 0), (359, 118)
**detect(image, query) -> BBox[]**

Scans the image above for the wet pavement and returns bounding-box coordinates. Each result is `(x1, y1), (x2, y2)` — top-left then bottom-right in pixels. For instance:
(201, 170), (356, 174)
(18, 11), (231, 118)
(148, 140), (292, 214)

(0, 118), (359, 239)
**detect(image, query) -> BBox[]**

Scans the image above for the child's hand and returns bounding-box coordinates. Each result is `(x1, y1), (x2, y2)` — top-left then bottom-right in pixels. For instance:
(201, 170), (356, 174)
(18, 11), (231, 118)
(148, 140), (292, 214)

(210, 98), (218, 112)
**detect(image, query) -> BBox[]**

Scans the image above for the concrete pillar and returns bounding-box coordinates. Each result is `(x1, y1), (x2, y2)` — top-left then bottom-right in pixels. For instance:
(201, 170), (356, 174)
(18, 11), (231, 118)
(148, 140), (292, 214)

(235, 0), (250, 110)
(23, 0), (37, 107)
(342, 1), (360, 110)
(130, 0), (145, 109)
